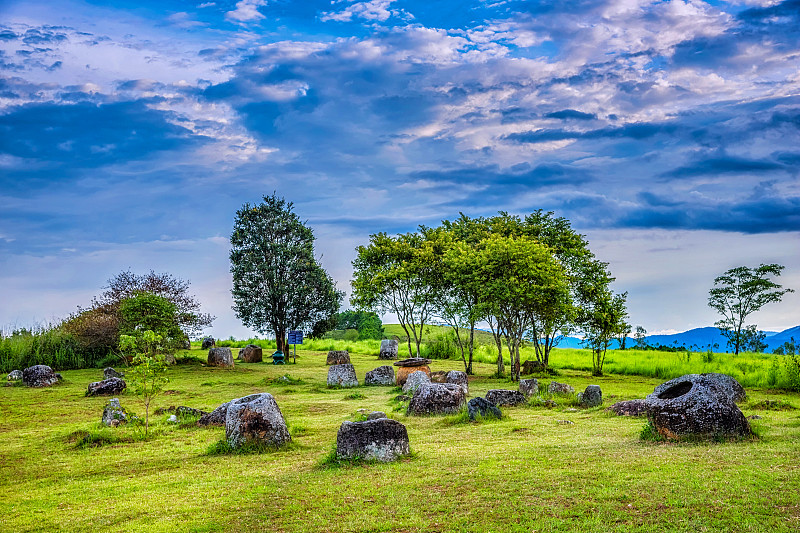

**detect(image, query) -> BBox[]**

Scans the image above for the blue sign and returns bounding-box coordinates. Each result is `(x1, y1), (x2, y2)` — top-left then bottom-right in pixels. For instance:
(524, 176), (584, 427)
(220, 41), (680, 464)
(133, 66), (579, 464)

(288, 330), (303, 344)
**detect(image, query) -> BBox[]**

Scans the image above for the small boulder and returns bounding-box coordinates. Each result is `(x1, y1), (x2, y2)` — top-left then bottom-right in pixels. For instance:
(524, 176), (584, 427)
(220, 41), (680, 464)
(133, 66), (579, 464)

(366, 411), (387, 420)
(579, 385), (602, 407)
(182, 339), (191, 350)
(208, 347), (234, 368)
(238, 344), (263, 363)
(468, 397), (502, 421)
(446, 370), (469, 396)
(87, 377), (127, 396)
(168, 415), (178, 423)
(645, 376), (750, 440)
(606, 399), (648, 417)
(548, 381), (575, 395)
(198, 401), (230, 426)
(201, 337), (216, 349)
(7, 370), (23, 381)
(22, 365), (59, 387)
(336, 418), (410, 462)
(519, 378), (539, 398)
(364, 365), (395, 386)
(225, 393), (291, 449)
(327, 364), (359, 388)
(101, 398), (127, 427)
(485, 389), (526, 407)
(407, 383), (466, 416)
(103, 367), (124, 380)
(326, 350), (351, 365)
(522, 360), (547, 374)
(378, 339), (399, 360)
(395, 365), (431, 386)
(651, 373), (746, 403)
(402, 370), (431, 394)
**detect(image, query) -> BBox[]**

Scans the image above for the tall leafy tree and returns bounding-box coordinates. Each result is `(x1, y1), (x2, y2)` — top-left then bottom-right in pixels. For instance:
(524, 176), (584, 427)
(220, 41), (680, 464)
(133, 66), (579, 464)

(472, 234), (569, 381)
(708, 264), (793, 355)
(351, 231), (440, 358)
(581, 287), (629, 376)
(230, 194), (343, 352)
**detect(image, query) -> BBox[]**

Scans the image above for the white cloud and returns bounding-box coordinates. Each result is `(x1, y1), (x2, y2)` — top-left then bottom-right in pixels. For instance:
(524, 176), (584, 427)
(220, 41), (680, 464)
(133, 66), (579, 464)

(225, 0), (266, 23)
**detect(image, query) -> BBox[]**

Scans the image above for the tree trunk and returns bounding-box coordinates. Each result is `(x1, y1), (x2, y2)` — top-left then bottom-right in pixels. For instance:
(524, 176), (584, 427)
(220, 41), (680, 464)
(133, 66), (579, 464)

(467, 325), (475, 375)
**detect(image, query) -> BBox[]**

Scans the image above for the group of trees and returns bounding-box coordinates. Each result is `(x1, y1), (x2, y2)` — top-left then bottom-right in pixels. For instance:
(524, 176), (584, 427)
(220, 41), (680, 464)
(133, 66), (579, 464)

(63, 270), (214, 358)
(351, 211), (629, 380)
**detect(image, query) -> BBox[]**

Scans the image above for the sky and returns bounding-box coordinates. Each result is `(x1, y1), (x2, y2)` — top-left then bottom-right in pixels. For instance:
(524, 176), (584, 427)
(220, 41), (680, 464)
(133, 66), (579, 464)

(0, 0), (798, 339)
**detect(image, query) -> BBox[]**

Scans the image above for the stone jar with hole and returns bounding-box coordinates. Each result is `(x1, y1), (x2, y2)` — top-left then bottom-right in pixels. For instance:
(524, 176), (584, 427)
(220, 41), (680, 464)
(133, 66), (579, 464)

(645, 376), (750, 440)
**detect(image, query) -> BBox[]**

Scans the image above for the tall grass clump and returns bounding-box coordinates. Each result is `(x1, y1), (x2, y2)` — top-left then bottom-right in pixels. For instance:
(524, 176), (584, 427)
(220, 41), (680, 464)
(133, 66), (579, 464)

(0, 325), (95, 373)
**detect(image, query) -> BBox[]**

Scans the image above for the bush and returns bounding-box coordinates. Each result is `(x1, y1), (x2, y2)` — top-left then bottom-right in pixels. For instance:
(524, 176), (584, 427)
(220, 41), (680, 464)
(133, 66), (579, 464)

(422, 331), (460, 360)
(0, 325), (96, 373)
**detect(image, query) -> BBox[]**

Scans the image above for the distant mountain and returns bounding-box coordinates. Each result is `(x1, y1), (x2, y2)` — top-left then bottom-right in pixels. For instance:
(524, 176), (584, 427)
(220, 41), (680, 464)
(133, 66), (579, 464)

(547, 325), (798, 353)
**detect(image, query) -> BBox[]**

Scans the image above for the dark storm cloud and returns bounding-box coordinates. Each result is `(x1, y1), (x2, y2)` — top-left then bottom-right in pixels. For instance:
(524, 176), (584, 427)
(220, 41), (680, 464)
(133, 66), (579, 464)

(660, 155), (786, 180)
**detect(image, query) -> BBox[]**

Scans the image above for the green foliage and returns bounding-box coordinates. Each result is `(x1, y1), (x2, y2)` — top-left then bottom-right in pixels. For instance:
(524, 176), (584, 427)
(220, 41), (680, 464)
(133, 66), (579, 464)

(351, 231), (439, 358)
(581, 288), (629, 377)
(230, 193), (343, 352)
(639, 420), (665, 442)
(122, 335), (170, 437)
(421, 330), (460, 360)
(330, 310), (385, 340)
(119, 292), (184, 348)
(784, 352), (800, 391)
(0, 325), (93, 373)
(343, 391), (366, 400)
(708, 264), (793, 356)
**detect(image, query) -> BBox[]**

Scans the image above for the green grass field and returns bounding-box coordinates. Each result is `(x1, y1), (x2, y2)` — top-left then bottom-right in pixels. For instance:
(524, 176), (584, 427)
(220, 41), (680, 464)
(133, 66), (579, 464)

(2, 344), (799, 532)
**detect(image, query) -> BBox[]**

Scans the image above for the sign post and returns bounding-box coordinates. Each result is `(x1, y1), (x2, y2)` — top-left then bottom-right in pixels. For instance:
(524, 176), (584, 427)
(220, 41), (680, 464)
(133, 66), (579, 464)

(287, 330), (303, 364)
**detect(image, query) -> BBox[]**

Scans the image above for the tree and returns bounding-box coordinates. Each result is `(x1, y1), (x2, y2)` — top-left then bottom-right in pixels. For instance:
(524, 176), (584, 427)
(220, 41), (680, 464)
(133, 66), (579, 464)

(740, 325), (767, 353)
(118, 292), (184, 349)
(351, 231), (440, 358)
(119, 330), (169, 437)
(633, 325), (648, 349)
(472, 234), (569, 381)
(331, 310), (385, 340)
(95, 269), (214, 338)
(230, 194), (343, 352)
(581, 289), (629, 377)
(708, 264), (793, 356)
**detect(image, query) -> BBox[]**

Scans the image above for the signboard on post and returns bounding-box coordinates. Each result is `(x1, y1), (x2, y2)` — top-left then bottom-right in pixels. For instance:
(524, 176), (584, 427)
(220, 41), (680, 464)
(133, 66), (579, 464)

(288, 330), (303, 345)
(287, 330), (303, 363)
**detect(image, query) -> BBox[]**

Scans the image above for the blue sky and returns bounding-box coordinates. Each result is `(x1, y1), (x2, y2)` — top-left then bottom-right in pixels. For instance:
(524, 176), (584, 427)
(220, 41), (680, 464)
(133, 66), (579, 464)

(1, 0), (798, 338)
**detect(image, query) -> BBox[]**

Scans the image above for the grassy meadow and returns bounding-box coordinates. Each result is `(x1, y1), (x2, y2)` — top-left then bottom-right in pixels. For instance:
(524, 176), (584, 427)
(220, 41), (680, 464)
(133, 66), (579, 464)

(2, 343), (799, 532)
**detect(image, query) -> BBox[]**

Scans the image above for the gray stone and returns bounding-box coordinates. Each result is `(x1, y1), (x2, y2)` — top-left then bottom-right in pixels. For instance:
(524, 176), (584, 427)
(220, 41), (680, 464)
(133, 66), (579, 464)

(366, 411), (387, 420)
(364, 365), (395, 386)
(101, 398), (127, 426)
(87, 377), (127, 396)
(650, 373), (746, 403)
(378, 339), (399, 360)
(103, 367), (124, 380)
(225, 393), (291, 449)
(238, 344), (263, 363)
(519, 378), (539, 398)
(201, 337), (215, 349)
(467, 397), (502, 420)
(445, 370), (469, 395)
(326, 350), (351, 365)
(198, 401), (230, 426)
(394, 357), (432, 367)
(548, 381), (575, 395)
(175, 406), (207, 419)
(580, 385), (602, 407)
(336, 418), (410, 462)
(645, 376), (750, 440)
(327, 364), (358, 388)
(22, 365), (59, 387)
(7, 370), (22, 381)
(208, 347), (234, 368)
(485, 389), (526, 407)
(168, 415), (178, 423)
(606, 399), (648, 417)
(522, 360), (547, 374)
(163, 353), (176, 366)
(402, 370), (431, 394)
(407, 383), (466, 416)
(182, 339), (191, 350)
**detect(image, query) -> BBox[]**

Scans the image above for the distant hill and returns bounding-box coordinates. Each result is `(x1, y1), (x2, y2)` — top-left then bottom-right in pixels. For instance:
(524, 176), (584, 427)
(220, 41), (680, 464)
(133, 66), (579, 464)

(383, 323), (799, 353)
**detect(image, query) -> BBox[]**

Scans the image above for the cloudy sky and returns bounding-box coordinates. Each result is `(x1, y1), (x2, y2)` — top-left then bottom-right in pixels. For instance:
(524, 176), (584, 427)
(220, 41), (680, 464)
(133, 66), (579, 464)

(1, 0), (798, 339)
